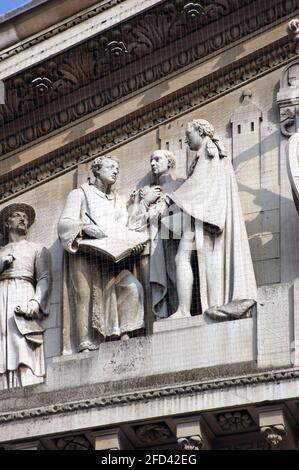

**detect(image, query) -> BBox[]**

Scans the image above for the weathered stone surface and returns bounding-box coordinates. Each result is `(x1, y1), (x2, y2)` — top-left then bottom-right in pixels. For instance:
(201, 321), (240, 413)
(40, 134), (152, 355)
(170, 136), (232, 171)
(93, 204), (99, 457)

(44, 327), (61, 359)
(153, 317), (255, 372)
(41, 316), (256, 390)
(253, 259), (281, 286)
(249, 233), (280, 262)
(1, 360), (299, 443)
(257, 283), (293, 368)
(92, 428), (133, 450)
(292, 278), (299, 367)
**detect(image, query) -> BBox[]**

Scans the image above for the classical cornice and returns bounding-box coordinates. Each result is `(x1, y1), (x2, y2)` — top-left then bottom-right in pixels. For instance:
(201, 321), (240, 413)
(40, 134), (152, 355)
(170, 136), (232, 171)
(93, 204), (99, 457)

(0, 0), (133, 62)
(0, 0), (248, 62)
(0, 0), (252, 128)
(0, 0), (296, 157)
(0, 0), (126, 55)
(0, 367), (298, 425)
(0, 37), (296, 202)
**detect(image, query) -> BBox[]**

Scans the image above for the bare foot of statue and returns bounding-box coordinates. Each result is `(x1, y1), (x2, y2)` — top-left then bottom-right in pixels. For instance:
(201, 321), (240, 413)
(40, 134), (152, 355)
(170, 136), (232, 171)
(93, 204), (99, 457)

(121, 333), (130, 341)
(167, 309), (191, 320)
(78, 341), (98, 352)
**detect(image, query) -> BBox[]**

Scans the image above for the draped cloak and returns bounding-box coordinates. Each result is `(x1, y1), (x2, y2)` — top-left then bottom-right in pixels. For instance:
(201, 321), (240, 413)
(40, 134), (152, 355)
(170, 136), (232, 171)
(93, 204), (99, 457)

(169, 146), (257, 320)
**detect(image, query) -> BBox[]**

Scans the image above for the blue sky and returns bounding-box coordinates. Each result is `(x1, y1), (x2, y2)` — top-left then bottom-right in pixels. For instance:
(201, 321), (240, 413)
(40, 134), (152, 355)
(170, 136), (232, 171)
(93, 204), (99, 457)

(0, 0), (33, 16)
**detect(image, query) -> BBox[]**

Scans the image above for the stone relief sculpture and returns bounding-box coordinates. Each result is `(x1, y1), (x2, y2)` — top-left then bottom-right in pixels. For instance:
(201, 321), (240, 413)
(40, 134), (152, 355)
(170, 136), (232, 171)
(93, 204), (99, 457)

(168, 119), (257, 320)
(277, 52), (299, 213)
(286, 107), (299, 212)
(0, 203), (50, 389)
(128, 150), (184, 319)
(287, 18), (299, 53)
(58, 155), (145, 354)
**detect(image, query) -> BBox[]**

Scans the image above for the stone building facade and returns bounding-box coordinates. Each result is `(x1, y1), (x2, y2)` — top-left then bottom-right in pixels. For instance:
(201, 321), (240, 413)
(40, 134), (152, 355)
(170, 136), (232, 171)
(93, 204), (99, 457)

(0, 0), (299, 450)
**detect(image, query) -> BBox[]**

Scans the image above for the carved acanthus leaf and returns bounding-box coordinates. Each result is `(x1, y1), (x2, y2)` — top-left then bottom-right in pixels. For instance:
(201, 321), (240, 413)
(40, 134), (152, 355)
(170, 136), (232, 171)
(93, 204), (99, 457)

(0, 0), (255, 129)
(217, 411), (254, 431)
(134, 423), (172, 443)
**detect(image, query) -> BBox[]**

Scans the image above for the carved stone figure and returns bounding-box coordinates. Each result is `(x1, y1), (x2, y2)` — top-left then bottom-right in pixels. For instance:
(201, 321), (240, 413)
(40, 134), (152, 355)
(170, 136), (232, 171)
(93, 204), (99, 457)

(169, 119), (257, 320)
(0, 203), (50, 389)
(177, 435), (204, 450)
(285, 107), (299, 211)
(277, 58), (299, 213)
(128, 150), (183, 319)
(287, 18), (299, 53)
(58, 156), (144, 353)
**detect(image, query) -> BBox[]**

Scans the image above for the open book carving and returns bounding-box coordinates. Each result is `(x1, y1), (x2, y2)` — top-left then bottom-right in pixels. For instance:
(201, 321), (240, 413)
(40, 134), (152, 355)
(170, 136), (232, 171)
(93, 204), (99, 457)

(79, 228), (148, 263)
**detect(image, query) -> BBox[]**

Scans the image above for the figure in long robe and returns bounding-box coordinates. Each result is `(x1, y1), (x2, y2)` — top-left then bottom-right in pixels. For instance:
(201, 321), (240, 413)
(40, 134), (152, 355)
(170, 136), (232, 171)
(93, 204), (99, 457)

(168, 119), (257, 320)
(0, 203), (50, 389)
(58, 155), (144, 354)
(128, 150), (184, 319)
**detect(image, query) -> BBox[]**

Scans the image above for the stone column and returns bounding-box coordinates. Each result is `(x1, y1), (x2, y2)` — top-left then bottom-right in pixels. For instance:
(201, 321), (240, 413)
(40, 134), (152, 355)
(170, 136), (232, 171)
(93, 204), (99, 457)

(174, 417), (211, 450)
(92, 428), (132, 450)
(257, 405), (296, 449)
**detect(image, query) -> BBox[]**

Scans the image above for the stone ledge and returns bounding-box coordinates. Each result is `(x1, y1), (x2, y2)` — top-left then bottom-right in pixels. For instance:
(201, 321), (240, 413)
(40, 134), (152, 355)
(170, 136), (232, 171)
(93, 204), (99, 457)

(153, 315), (208, 333)
(0, 366), (298, 443)
(45, 316), (256, 391)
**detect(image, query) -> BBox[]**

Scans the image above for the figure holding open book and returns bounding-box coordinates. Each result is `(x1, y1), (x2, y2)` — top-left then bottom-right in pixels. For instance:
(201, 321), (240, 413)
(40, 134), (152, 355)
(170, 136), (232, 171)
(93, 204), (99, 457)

(0, 203), (50, 389)
(58, 155), (145, 353)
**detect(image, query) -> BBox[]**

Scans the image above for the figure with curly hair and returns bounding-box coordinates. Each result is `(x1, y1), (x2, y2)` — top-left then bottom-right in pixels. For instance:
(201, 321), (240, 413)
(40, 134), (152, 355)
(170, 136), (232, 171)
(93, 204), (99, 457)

(58, 155), (144, 353)
(169, 119), (257, 321)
